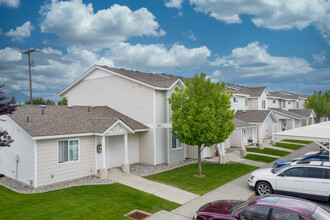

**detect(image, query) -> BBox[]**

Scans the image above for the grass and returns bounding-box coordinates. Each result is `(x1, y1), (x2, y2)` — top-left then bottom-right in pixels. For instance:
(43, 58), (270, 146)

(274, 142), (304, 150)
(0, 183), (179, 220)
(246, 147), (290, 157)
(144, 162), (257, 195)
(245, 154), (277, 163)
(281, 139), (313, 144)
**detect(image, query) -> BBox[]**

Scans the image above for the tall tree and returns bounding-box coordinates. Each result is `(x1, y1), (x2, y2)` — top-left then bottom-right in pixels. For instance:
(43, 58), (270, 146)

(0, 84), (17, 147)
(25, 96), (55, 105)
(57, 97), (67, 105)
(304, 90), (330, 121)
(169, 73), (235, 177)
(10, 96), (16, 104)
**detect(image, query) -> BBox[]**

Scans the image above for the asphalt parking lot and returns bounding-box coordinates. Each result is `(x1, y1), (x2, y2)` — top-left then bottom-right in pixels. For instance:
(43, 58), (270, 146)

(262, 142), (330, 211)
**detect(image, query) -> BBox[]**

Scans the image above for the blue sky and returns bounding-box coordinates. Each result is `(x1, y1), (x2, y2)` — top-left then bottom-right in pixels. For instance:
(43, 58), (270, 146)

(0, 0), (329, 102)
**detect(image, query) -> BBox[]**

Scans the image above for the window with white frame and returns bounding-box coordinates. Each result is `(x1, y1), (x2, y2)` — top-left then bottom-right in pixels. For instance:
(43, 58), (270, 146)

(288, 101), (291, 104)
(58, 139), (79, 163)
(283, 100), (286, 108)
(233, 97), (239, 103)
(273, 99), (276, 104)
(296, 102), (299, 108)
(245, 99), (248, 106)
(262, 100), (266, 109)
(172, 134), (182, 149)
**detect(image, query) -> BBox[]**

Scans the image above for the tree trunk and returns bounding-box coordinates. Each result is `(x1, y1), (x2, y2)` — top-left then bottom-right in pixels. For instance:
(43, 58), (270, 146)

(198, 144), (202, 176)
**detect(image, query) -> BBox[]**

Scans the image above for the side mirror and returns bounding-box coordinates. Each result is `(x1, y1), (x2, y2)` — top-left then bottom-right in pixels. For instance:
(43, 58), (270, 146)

(278, 173), (285, 177)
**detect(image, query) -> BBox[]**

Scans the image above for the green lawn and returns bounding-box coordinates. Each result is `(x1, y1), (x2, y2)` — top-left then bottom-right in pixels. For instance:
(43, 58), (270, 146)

(274, 142), (304, 150)
(0, 183), (179, 220)
(144, 163), (257, 195)
(246, 147), (289, 156)
(281, 139), (313, 144)
(245, 154), (277, 163)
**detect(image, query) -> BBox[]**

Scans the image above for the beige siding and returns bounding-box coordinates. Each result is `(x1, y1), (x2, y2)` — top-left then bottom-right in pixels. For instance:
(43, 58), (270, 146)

(139, 129), (155, 165)
(37, 136), (96, 187)
(66, 69), (154, 124)
(0, 116), (35, 186)
(248, 98), (259, 110)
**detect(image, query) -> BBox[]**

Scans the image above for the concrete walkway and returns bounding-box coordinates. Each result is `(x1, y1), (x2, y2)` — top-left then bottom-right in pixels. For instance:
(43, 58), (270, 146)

(204, 151), (266, 167)
(107, 169), (199, 205)
(265, 145), (294, 152)
(246, 152), (281, 158)
(149, 142), (320, 219)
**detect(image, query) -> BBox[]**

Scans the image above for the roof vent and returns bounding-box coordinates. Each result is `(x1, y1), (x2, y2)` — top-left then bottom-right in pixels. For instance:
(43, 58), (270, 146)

(242, 110), (246, 113)
(67, 105), (73, 108)
(40, 105), (46, 108)
(42, 109), (45, 116)
(26, 116), (30, 124)
(91, 106), (96, 109)
(88, 107), (91, 113)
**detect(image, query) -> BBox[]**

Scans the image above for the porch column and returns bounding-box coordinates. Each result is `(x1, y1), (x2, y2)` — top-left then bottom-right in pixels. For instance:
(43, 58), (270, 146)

(99, 135), (108, 179)
(258, 124), (263, 144)
(240, 129), (246, 156)
(219, 143), (226, 164)
(271, 123), (275, 145)
(122, 133), (130, 173)
(311, 117), (314, 124)
(306, 118), (309, 126)
(292, 119), (295, 129)
(252, 127), (255, 144)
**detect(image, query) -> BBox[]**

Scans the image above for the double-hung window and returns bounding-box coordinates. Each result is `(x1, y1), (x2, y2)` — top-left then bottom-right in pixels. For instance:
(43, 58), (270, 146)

(58, 140), (79, 163)
(262, 100), (266, 109)
(172, 134), (182, 149)
(233, 97), (239, 103)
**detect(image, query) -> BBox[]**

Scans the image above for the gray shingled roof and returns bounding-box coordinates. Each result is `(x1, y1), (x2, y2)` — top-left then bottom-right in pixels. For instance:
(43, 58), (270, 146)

(288, 109), (313, 117)
(268, 91), (298, 100)
(8, 105), (148, 137)
(235, 110), (272, 123)
(99, 65), (184, 88)
(269, 108), (307, 119)
(232, 118), (255, 128)
(225, 83), (266, 97)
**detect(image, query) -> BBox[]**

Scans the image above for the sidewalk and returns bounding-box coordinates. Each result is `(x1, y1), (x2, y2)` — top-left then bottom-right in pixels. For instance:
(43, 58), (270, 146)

(107, 169), (199, 205)
(149, 142), (319, 219)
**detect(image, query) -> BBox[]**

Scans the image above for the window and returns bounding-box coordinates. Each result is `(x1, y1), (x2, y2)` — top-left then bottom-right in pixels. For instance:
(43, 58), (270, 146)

(296, 102), (299, 108)
(306, 168), (323, 179)
(233, 97), (239, 103)
(271, 209), (300, 220)
(273, 99), (276, 104)
(282, 101), (286, 108)
(245, 99), (248, 106)
(240, 206), (270, 220)
(288, 101), (291, 105)
(262, 100), (266, 109)
(282, 167), (305, 177)
(172, 134), (182, 149)
(58, 140), (79, 163)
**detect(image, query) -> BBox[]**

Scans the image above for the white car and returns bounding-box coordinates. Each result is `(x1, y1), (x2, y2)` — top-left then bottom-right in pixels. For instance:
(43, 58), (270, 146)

(248, 161), (330, 201)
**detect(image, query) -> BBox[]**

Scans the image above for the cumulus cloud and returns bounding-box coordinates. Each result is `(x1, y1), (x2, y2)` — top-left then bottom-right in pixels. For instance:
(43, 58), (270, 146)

(190, 0), (330, 44)
(40, 0), (165, 50)
(109, 42), (211, 70)
(212, 42), (313, 77)
(165, 0), (184, 9)
(313, 51), (326, 65)
(5, 21), (34, 41)
(0, 47), (22, 61)
(0, 0), (20, 8)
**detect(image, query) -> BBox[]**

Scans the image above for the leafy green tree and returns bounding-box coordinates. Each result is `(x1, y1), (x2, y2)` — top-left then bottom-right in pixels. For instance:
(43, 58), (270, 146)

(25, 96), (55, 105)
(304, 90), (330, 121)
(57, 97), (67, 105)
(169, 73), (235, 176)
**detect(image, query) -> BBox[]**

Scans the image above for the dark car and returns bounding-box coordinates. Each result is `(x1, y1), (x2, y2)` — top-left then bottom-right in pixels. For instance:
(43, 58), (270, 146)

(192, 194), (330, 220)
(273, 152), (329, 168)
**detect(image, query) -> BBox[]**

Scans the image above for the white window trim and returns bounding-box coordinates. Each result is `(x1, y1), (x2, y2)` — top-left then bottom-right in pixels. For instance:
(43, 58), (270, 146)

(171, 135), (183, 150)
(273, 99), (276, 104)
(57, 138), (80, 164)
(233, 97), (239, 103)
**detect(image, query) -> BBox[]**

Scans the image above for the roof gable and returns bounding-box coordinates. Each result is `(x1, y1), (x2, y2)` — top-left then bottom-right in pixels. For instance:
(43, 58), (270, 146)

(235, 110), (277, 123)
(58, 65), (184, 96)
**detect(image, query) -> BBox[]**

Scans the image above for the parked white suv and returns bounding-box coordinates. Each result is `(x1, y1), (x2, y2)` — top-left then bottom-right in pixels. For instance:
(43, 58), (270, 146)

(248, 161), (330, 201)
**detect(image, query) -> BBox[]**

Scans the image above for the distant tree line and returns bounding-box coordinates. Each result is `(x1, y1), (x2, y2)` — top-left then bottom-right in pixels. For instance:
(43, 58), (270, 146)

(24, 97), (67, 105)
(304, 90), (330, 121)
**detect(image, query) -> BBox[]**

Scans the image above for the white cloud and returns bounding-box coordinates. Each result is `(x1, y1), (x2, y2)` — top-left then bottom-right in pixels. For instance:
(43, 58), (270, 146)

(41, 47), (63, 56)
(109, 42), (211, 70)
(213, 41), (313, 77)
(0, 47), (22, 61)
(5, 21), (34, 41)
(40, 0), (165, 50)
(165, 0), (184, 9)
(313, 51), (326, 64)
(190, 0), (330, 44)
(0, 0), (20, 8)
(187, 30), (197, 41)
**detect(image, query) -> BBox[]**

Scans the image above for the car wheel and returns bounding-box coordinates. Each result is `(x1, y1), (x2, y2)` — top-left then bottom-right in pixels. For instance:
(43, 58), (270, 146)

(256, 181), (273, 196)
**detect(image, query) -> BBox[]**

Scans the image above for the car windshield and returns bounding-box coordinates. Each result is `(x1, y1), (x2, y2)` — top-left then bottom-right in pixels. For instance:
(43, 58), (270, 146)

(272, 163), (291, 174)
(229, 197), (255, 214)
(311, 206), (330, 220)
